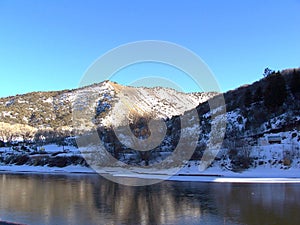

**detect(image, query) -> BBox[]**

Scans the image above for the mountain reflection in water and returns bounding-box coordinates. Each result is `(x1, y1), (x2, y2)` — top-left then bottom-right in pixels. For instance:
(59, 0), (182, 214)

(0, 174), (299, 225)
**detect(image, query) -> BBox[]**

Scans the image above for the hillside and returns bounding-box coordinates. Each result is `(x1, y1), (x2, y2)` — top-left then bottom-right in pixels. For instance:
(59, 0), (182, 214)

(76, 68), (300, 170)
(0, 81), (217, 142)
(0, 68), (300, 173)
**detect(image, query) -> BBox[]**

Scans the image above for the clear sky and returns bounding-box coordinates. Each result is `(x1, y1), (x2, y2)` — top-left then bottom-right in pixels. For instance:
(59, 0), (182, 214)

(0, 0), (300, 97)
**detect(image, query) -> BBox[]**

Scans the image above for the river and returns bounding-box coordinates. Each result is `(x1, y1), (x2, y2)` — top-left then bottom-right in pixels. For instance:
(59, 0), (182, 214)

(0, 173), (299, 225)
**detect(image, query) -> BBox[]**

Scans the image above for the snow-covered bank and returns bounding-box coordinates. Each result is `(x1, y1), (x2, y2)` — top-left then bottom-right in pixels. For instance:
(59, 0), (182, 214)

(1, 142), (300, 183)
(1, 163), (300, 184)
(95, 165), (300, 183)
(0, 165), (94, 174)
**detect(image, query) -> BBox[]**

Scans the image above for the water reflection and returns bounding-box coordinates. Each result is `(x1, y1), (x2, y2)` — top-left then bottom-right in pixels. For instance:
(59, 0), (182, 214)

(0, 174), (300, 225)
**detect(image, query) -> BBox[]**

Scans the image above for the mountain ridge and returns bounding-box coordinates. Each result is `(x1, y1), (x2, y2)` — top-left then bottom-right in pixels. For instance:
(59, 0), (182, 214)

(0, 80), (218, 141)
(0, 68), (299, 145)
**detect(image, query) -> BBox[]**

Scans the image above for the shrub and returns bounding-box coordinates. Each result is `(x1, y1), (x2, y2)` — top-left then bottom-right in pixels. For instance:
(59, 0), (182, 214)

(14, 155), (30, 165)
(48, 156), (68, 167)
(283, 158), (292, 166)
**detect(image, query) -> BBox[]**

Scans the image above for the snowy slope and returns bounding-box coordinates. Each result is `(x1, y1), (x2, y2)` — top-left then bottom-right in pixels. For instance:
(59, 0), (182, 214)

(0, 80), (217, 139)
(102, 82), (216, 127)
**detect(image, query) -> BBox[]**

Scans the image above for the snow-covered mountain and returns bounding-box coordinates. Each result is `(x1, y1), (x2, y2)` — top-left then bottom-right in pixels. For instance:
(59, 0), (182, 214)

(0, 68), (300, 173)
(88, 68), (300, 170)
(0, 80), (217, 141)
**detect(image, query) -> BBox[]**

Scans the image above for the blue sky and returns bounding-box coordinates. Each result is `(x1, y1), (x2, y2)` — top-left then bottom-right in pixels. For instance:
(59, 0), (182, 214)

(0, 0), (300, 97)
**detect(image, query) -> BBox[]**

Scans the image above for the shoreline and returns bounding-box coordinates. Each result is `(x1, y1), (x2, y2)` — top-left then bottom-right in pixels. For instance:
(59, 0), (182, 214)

(1, 164), (300, 183)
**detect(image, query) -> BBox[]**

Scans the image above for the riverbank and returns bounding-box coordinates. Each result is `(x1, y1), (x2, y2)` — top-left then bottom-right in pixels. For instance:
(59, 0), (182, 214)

(1, 143), (300, 183)
(1, 163), (300, 183)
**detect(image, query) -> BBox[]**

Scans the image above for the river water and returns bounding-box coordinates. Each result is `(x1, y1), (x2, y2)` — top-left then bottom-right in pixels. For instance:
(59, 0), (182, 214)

(0, 173), (299, 225)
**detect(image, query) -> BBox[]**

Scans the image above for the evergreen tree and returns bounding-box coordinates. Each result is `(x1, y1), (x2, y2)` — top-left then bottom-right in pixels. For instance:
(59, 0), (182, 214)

(244, 89), (252, 107)
(264, 72), (287, 110)
(253, 86), (263, 102)
(290, 69), (300, 95)
(263, 67), (274, 77)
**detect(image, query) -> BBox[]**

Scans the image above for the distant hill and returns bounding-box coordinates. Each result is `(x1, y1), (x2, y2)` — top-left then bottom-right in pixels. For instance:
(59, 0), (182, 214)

(0, 81), (216, 142)
(1, 68), (300, 170)
(1, 68), (300, 145)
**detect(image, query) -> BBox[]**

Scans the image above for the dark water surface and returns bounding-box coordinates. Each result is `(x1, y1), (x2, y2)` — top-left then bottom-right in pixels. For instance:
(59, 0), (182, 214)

(0, 173), (299, 225)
